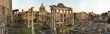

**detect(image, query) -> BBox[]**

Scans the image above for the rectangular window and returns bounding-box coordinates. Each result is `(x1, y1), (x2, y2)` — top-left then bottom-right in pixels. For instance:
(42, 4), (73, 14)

(2, 6), (5, 15)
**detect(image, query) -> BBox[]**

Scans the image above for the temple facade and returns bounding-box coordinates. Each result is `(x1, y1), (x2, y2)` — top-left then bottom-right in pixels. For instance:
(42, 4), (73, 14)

(50, 3), (74, 34)
(50, 3), (73, 26)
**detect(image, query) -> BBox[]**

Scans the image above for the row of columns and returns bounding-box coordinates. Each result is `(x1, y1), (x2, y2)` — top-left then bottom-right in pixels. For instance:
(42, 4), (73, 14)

(50, 7), (73, 34)
(0, 27), (8, 34)
(51, 9), (73, 23)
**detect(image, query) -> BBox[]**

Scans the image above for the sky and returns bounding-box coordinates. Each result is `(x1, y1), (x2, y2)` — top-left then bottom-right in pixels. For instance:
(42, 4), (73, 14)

(12, 0), (110, 14)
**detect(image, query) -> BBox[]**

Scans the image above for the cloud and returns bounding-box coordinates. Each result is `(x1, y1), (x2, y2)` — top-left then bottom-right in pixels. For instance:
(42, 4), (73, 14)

(13, 0), (110, 14)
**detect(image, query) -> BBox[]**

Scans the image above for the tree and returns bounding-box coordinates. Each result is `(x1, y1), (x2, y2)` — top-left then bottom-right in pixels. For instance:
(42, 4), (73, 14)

(10, 27), (32, 34)
(95, 24), (105, 33)
(41, 23), (50, 30)
(12, 9), (19, 14)
(101, 12), (107, 17)
(107, 17), (110, 23)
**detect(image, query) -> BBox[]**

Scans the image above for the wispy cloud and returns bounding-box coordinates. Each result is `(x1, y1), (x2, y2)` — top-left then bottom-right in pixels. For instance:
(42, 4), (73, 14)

(13, 0), (110, 14)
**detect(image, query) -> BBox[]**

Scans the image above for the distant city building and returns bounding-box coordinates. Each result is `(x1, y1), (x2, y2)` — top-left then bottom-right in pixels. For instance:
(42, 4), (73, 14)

(13, 3), (50, 28)
(77, 12), (89, 22)
(37, 3), (48, 24)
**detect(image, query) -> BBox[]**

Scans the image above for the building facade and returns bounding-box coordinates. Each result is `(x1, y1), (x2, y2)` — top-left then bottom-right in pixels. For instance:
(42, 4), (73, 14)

(0, 0), (12, 34)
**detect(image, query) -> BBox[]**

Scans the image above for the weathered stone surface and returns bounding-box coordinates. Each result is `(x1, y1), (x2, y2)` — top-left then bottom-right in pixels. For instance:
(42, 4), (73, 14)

(0, 0), (12, 34)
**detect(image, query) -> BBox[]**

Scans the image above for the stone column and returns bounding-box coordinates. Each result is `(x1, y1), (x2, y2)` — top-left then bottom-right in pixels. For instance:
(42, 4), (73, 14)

(27, 12), (30, 28)
(62, 10), (65, 24)
(0, 27), (1, 34)
(2, 28), (3, 34)
(53, 9), (55, 26)
(71, 10), (73, 20)
(51, 9), (53, 27)
(65, 10), (67, 23)
(51, 9), (57, 34)
(58, 10), (61, 22)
